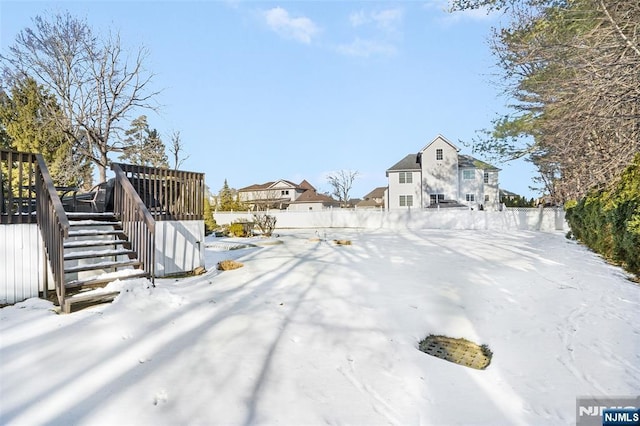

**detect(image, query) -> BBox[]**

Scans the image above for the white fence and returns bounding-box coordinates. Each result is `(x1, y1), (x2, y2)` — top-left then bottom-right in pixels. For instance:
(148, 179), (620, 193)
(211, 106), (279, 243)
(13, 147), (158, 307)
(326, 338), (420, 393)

(214, 207), (567, 232)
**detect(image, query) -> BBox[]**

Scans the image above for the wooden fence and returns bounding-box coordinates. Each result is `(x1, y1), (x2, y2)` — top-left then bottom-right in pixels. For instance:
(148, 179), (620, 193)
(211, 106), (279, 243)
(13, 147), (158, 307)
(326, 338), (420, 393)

(111, 163), (156, 284)
(1, 150), (38, 224)
(113, 163), (204, 221)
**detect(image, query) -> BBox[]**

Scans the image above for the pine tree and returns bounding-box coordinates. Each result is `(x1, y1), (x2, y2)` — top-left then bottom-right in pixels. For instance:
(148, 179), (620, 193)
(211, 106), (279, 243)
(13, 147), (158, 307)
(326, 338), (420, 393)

(120, 116), (168, 168)
(0, 77), (85, 186)
(217, 179), (243, 211)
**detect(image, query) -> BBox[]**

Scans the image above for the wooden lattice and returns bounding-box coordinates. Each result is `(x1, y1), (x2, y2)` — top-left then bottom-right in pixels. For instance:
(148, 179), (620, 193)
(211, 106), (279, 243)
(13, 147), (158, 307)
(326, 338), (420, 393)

(419, 335), (492, 370)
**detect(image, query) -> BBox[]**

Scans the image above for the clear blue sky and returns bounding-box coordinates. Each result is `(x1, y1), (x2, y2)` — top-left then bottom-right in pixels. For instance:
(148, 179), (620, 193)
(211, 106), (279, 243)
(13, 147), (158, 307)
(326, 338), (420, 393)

(1, 1), (539, 200)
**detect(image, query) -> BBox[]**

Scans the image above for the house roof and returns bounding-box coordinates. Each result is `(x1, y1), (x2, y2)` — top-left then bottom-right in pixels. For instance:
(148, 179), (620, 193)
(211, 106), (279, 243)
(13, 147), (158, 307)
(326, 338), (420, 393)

(363, 186), (386, 199)
(239, 179), (313, 192)
(386, 154), (420, 173)
(238, 182), (275, 192)
(298, 179), (316, 191)
(499, 188), (519, 197)
(291, 190), (338, 204)
(420, 134), (460, 153)
(356, 198), (382, 208)
(458, 154), (500, 171)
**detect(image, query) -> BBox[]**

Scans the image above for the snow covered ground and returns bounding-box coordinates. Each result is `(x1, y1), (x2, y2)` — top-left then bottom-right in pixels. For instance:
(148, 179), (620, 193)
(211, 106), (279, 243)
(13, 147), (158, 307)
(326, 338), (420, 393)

(1, 229), (638, 425)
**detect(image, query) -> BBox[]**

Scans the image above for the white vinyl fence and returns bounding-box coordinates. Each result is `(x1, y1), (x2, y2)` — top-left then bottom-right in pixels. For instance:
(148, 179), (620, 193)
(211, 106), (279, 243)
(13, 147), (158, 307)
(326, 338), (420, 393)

(214, 207), (567, 232)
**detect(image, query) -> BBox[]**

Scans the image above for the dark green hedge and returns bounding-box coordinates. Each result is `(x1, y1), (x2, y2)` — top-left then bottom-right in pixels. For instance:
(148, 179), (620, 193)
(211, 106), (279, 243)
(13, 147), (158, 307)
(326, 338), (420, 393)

(565, 154), (640, 276)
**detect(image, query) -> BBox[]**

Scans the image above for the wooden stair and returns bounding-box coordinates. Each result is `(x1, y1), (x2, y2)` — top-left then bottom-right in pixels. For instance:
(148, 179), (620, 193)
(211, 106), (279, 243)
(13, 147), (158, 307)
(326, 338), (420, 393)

(62, 212), (149, 313)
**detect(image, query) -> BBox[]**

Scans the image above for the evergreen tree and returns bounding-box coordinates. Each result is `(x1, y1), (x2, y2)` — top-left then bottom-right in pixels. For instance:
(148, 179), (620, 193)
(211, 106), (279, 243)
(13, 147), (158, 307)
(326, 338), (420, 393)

(0, 77), (85, 186)
(119, 115), (168, 168)
(217, 179), (243, 211)
(203, 187), (217, 235)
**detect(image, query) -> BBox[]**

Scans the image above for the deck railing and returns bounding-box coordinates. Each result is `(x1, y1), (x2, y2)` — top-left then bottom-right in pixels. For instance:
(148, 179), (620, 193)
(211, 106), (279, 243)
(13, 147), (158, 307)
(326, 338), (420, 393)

(1, 149), (38, 224)
(112, 163), (204, 221)
(111, 163), (156, 284)
(34, 154), (70, 305)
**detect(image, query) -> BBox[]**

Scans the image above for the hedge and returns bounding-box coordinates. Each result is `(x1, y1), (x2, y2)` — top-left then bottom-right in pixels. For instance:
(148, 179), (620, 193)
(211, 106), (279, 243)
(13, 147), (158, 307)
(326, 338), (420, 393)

(565, 154), (640, 276)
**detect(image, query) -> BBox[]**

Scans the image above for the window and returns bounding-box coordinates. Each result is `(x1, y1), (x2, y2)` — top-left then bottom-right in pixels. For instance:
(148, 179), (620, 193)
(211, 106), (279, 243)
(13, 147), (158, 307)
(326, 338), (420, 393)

(466, 194), (475, 202)
(281, 190), (289, 195)
(463, 170), (475, 180)
(484, 195), (490, 202)
(399, 195), (413, 207)
(484, 171), (489, 183)
(430, 194), (444, 204)
(399, 172), (413, 184)
(436, 149), (443, 160)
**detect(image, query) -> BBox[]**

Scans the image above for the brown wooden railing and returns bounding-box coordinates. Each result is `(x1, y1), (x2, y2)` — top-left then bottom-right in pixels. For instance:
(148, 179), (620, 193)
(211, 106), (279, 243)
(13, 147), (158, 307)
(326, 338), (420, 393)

(112, 163), (204, 221)
(34, 154), (70, 305)
(111, 163), (156, 284)
(1, 149), (38, 224)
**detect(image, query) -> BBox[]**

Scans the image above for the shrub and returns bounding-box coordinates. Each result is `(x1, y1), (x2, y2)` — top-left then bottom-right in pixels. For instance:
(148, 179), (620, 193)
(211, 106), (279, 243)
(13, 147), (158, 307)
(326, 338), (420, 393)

(565, 154), (640, 276)
(253, 213), (277, 237)
(229, 219), (253, 237)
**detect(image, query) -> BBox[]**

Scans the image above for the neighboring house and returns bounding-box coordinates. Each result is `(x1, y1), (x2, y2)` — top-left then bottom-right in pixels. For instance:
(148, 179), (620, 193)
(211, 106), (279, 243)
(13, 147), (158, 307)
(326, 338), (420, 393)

(239, 179), (339, 210)
(499, 189), (519, 203)
(386, 135), (500, 209)
(356, 187), (386, 209)
(289, 189), (341, 211)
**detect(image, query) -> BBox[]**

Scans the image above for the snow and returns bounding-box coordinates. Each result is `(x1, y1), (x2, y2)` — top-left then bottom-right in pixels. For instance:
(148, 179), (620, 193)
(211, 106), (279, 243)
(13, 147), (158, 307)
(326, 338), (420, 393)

(1, 229), (638, 425)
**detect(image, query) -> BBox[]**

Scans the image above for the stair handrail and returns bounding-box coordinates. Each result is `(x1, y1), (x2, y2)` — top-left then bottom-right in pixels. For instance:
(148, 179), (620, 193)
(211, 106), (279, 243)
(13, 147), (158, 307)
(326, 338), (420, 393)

(111, 163), (156, 284)
(34, 154), (70, 307)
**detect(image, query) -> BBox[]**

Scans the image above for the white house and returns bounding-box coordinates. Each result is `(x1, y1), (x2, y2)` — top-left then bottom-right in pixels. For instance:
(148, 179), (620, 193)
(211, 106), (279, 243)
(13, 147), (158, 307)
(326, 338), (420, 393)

(239, 179), (339, 211)
(238, 179), (315, 210)
(386, 135), (500, 209)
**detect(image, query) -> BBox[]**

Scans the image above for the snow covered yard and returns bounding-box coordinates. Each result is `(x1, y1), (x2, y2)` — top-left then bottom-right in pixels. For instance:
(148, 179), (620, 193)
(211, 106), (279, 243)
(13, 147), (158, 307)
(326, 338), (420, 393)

(1, 229), (638, 425)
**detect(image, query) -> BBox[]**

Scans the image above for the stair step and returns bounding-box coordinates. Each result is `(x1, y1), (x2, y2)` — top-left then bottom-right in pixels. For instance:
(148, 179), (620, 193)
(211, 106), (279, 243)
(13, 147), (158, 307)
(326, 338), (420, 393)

(67, 212), (117, 221)
(68, 229), (125, 237)
(64, 248), (135, 261)
(66, 269), (149, 291)
(69, 220), (120, 227)
(64, 239), (126, 249)
(63, 291), (121, 314)
(65, 259), (142, 274)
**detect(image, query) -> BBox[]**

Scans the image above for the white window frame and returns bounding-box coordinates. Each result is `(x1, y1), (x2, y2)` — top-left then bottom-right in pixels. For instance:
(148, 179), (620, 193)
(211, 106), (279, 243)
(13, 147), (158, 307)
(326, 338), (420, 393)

(463, 170), (475, 180)
(399, 195), (413, 207)
(436, 149), (443, 161)
(399, 171), (413, 184)
(466, 193), (475, 202)
(484, 171), (489, 183)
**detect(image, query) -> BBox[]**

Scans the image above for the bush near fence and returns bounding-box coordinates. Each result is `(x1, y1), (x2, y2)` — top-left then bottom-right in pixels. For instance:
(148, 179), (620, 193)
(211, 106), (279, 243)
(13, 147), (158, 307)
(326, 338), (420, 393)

(565, 154), (640, 276)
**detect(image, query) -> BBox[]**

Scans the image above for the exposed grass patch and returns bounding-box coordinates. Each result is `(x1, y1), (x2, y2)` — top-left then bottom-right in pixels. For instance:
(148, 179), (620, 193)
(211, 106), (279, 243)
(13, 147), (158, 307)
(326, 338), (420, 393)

(419, 334), (493, 370)
(333, 239), (352, 246)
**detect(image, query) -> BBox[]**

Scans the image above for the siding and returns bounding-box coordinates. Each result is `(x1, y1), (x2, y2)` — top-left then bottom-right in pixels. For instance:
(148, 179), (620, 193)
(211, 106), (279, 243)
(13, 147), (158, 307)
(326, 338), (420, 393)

(0, 224), (44, 304)
(387, 170), (421, 209)
(421, 138), (458, 204)
(155, 220), (205, 277)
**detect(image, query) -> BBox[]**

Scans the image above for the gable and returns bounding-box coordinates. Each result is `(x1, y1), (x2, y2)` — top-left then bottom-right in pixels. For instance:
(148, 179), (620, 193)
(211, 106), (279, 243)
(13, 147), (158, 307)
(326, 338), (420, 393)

(269, 179), (298, 189)
(419, 134), (460, 154)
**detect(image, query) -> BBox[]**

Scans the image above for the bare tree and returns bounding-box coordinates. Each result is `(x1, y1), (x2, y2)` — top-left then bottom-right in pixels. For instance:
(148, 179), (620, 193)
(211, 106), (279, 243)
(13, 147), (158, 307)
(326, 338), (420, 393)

(169, 130), (189, 170)
(460, 0), (640, 201)
(326, 170), (359, 207)
(1, 12), (161, 183)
